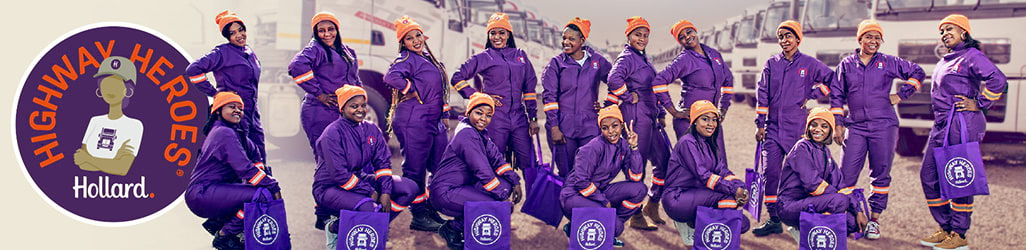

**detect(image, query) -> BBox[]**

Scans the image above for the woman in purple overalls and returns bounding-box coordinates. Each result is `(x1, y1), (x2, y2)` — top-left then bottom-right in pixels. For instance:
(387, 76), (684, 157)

(661, 100), (749, 246)
(560, 105), (647, 248)
(605, 16), (669, 230)
(314, 85), (420, 247)
(185, 11), (267, 164)
(186, 92), (281, 250)
(286, 11), (364, 230)
(383, 15), (448, 232)
(829, 20), (925, 240)
(650, 19), (736, 224)
(777, 108), (868, 243)
(541, 17), (612, 178)
(752, 20), (835, 236)
(450, 12), (539, 176)
(918, 15), (1006, 250)
(429, 93), (523, 250)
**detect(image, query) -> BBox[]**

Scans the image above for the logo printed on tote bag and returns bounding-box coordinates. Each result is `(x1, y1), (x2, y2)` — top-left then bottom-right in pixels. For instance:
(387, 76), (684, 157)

(12, 23), (206, 226)
(253, 214), (281, 245)
(345, 224), (380, 250)
(701, 222), (733, 249)
(471, 214), (502, 245)
(807, 226), (838, 250)
(944, 157), (976, 188)
(575, 219), (607, 250)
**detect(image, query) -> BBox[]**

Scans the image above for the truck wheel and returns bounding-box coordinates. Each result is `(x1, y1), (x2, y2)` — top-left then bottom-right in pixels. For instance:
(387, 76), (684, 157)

(896, 127), (927, 156)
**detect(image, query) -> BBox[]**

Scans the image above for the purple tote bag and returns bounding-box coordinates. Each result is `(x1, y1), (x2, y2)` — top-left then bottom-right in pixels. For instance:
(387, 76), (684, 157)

(569, 207), (615, 250)
(799, 207), (847, 250)
(694, 206), (743, 250)
(465, 201), (512, 249)
(244, 188), (292, 250)
(933, 111), (989, 199)
(744, 142), (766, 222)
(336, 210), (389, 250)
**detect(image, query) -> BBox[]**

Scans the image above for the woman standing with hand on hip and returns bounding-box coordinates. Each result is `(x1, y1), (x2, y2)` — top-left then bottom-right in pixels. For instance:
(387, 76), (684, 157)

(287, 11), (363, 230)
(450, 12), (540, 175)
(186, 10), (267, 163)
(751, 20), (835, 237)
(605, 16), (670, 230)
(541, 17), (612, 178)
(918, 14), (1006, 250)
(829, 19), (925, 240)
(383, 15), (449, 232)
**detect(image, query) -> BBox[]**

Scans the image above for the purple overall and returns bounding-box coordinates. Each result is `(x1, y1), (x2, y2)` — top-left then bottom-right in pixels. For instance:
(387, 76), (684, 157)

(450, 47), (538, 171)
(661, 132), (749, 232)
(540, 46), (612, 177)
(777, 139), (862, 233)
(605, 44), (672, 201)
(312, 117), (418, 220)
(921, 43), (1006, 235)
(384, 49), (450, 210)
(429, 119), (521, 232)
(185, 43), (266, 162)
(755, 50), (834, 218)
(288, 39), (362, 217)
(185, 120), (280, 235)
(560, 136), (647, 237)
(288, 39), (362, 150)
(653, 44), (734, 140)
(830, 49), (925, 214)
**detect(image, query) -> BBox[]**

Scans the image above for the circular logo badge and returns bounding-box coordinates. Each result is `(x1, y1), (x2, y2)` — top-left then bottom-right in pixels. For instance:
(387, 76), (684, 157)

(470, 214), (502, 245)
(12, 23), (207, 226)
(806, 226), (838, 250)
(944, 157), (976, 188)
(253, 214), (280, 245)
(700, 222), (733, 249)
(575, 219), (607, 250)
(345, 224), (379, 250)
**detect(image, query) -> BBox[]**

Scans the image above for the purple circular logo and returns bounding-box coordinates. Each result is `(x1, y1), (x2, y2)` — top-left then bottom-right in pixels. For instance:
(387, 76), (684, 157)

(700, 222), (732, 249)
(575, 219), (607, 250)
(12, 23), (207, 226)
(470, 214), (502, 245)
(944, 157), (976, 188)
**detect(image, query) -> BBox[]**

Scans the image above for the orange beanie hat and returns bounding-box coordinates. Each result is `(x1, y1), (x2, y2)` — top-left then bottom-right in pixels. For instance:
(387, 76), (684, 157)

(777, 20), (803, 44)
(857, 19), (883, 39)
(334, 85), (367, 110)
(311, 12), (341, 32)
(625, 16), (651, 36)
(671, 19), (697, 42)
(395, 16), (423, 41)
(806, 107), (836, 131)
(211, 92), (243, 114)
(939, 14), (971, 34)
(566, 17), (591, 39)
(487, 13), (513, 33)
(467, 92), (496, 116)
(215, 10), (244, 32)
(689, 100), (719, 123)
(597, 105), (625, 127)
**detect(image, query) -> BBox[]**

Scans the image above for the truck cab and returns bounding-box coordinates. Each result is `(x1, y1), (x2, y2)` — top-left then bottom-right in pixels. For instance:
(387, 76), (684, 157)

(875, 0), (1026, 155)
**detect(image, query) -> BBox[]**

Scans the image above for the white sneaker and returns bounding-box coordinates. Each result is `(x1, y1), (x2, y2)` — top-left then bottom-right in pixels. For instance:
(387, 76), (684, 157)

(865, 220), (881, 240)
(674, 221), (694, 246)
(325, 216), (338, 250)
(787, 226), (800, 244)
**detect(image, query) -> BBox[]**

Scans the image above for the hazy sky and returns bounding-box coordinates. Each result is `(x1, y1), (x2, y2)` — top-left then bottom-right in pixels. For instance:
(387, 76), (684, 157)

(524, 0), (768, 53)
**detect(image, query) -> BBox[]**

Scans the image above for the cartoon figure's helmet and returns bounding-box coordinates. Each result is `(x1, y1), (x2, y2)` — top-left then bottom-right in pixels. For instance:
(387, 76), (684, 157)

(94, 56), (137, 83)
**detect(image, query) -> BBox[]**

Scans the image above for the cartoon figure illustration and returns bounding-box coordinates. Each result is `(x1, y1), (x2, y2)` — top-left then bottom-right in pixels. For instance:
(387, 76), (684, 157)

(73, 56), (144, 176)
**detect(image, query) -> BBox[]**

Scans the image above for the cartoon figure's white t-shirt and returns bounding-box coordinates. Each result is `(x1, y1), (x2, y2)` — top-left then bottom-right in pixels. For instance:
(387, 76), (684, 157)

(81, 115), (144, 159)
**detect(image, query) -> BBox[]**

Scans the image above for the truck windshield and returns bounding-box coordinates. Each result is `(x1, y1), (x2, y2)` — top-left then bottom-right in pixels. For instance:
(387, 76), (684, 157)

(883, 0), (982, 10)
(761, 5), (789, 41)
(804, 0), (870, 32)
(736, 16), (757, 45)
(717, 24), (735, 51)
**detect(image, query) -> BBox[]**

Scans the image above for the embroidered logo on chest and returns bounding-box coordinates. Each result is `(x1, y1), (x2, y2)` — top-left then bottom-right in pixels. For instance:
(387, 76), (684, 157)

(367, 136), (376, 145)
(876, 61), (885, 69)
(713, 57), (722, 65)
(949, 60), (962, 73)
(592, 61), (599, 69)
(798, 68), (807, 77)
(518, 56), (525, 64)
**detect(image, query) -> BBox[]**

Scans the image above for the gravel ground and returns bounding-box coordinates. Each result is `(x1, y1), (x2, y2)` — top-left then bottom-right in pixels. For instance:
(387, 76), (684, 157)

(246, 84), (1026, 250)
